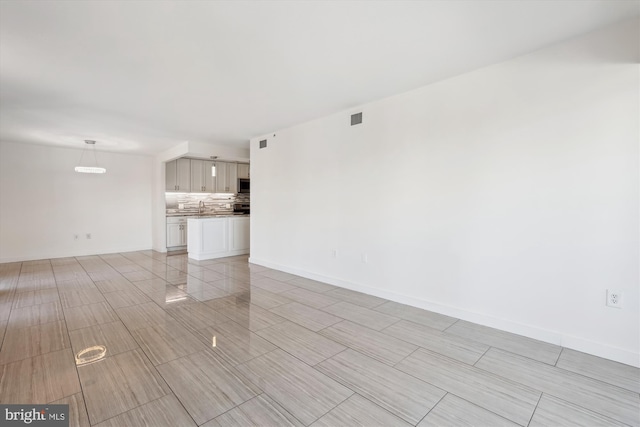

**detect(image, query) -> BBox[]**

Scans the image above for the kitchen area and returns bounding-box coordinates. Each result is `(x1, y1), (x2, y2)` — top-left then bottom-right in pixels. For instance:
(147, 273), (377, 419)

(165, 157), (250, 260)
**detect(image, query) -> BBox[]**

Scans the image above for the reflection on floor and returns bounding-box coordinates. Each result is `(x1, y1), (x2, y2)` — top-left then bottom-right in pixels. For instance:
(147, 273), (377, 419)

(0, 251), (638, 426)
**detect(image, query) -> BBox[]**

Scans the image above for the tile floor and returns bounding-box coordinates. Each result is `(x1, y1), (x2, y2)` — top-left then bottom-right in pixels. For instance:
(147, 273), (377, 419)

(0, 251), (638, 427)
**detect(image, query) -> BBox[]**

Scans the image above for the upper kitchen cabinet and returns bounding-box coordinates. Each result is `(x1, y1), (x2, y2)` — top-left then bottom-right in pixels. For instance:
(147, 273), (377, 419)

(237, 163), (250, 179)
(214, 161), (238, 193)
(191, 159), (216, 193)
(228, 162), (238, 193)
(166, 158), (191, 192)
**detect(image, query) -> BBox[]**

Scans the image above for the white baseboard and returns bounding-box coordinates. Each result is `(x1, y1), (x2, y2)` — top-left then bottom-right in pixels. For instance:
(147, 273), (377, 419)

(189, 249), (249, 261)
(152, 245), (168, 253)
(249, 257), (640, 368)
(0, 246), (153, 263)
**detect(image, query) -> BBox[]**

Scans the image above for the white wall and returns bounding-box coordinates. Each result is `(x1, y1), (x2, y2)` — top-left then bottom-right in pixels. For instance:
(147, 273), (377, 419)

(0, 141), (153, 261)
(250, 19), (639, 366)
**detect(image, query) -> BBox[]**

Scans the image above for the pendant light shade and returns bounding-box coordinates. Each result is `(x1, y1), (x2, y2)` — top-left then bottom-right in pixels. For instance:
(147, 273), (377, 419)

(75, 140), (106, 174)
(210, 156), (217, 177)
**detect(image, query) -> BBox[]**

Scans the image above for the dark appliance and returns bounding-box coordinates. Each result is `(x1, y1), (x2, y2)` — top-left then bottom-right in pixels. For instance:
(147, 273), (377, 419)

(233, 203), (250, 214)
(238, 178), (250, 193)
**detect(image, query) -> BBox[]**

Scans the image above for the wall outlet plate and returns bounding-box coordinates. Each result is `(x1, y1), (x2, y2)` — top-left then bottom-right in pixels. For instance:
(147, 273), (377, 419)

(606, 289), (622, 308)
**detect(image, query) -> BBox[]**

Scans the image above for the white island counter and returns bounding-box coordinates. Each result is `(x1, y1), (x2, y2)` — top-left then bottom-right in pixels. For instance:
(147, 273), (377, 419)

(187, 215), (249, 260)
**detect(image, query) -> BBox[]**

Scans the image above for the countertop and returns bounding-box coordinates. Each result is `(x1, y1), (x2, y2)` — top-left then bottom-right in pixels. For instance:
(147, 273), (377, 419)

(167, 212), (249, 218)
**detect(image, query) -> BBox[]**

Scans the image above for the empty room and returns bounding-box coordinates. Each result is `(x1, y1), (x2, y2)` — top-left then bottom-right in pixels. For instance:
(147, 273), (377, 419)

(0, 1), (638, 426)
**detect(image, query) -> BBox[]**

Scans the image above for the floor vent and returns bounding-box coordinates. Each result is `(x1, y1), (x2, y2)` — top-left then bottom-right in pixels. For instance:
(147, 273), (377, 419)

(351, 112), (363, 126)
(259, 140), (267, 149)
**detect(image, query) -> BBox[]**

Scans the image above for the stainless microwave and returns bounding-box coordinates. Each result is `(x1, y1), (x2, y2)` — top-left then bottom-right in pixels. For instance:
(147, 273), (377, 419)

(238, 178), (250, 193)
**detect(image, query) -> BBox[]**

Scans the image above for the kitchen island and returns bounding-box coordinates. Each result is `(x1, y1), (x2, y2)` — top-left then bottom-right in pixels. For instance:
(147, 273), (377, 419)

(187, 215), (249, 260)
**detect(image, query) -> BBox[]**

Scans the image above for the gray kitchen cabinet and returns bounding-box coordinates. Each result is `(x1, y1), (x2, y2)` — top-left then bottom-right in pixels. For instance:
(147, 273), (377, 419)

(214, 161), (227, 193)
(227, 162), (238, 194)
(190, 159), (205, 192)
(191, 159), (216, 193)
(166, 159), (191, 192)
(214, 161), (238, 193)
(166, 160), (177, 191)
(166, 217), (188, 247)
(237, 163), (250, 179)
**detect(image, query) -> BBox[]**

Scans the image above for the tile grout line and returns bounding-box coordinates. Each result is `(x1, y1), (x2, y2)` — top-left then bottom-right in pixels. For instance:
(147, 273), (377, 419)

(441, 318), (460, 332)
(472, 345), (492, 367)
(249, 331), (341, 372)
(3, 272), (62, 362)
(65, 255), (93, 427)
(288, 389), (354, 426)
(441, 327), (563, 368)
(377, 317), (460, 343)
(0, 265), (21, 353)
(477, 345), (640, 396)
(554, 346), (565, 367)
(390, 350), (537, 425)
(434, 391), (532, 427)
(201, 393), (305, 427)
(0, 320), (71, 366)
(526, 391), (545, 427)
(413, 391), (448, 426)
(468, 348), (640, 424)
(311, 347), (446, 425)
(385, 347), (539, 424)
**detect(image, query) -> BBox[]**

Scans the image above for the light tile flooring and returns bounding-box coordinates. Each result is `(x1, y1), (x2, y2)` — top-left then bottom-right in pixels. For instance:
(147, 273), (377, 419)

(0, 251), (638, 427)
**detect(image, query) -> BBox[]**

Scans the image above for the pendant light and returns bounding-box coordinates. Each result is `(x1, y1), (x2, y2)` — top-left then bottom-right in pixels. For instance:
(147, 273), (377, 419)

(210, 156), (217, 177)
(75, 140), (106, 174)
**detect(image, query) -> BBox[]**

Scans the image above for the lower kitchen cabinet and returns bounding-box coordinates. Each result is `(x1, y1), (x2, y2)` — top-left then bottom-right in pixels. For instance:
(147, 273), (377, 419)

(166, 217), (188, 248)
(187, 216), (249, 260)
(230, 217), (250, 251)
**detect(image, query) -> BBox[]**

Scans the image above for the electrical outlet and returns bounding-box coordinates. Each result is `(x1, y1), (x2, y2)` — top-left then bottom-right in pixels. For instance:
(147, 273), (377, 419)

(362, 253), (368, 263)
(331, 249), (338, 258)
(74, 234), (79, 240)
(606, 289), (622, 308)
(86, 233), (92, 240)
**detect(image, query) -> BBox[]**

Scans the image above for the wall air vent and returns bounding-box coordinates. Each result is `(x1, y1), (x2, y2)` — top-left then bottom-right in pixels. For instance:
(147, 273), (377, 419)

(351, 112), (363, 126)
(259, 140), (267, 149)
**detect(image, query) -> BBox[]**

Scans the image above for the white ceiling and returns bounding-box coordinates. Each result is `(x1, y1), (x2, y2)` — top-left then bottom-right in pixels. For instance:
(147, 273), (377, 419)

(1, 1), (638, 155)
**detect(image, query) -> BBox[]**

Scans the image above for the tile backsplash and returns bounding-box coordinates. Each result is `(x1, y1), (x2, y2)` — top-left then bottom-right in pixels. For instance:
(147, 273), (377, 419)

(166, 192), (250, 215)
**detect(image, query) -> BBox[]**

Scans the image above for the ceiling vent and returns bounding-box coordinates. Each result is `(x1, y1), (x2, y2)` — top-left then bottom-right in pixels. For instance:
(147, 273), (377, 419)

(259, 140), (267, 149)
(351, 112), (363, 126)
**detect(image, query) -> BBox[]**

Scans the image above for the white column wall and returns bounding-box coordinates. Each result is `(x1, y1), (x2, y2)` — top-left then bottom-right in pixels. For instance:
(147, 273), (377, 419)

(249, 19), (640, 366)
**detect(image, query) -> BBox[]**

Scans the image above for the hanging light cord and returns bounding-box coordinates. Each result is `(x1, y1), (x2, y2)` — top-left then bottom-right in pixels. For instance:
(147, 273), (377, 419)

(92, 143), (100, 168)
(75, 140), (106, 173)
(77, 144), (88, 166)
